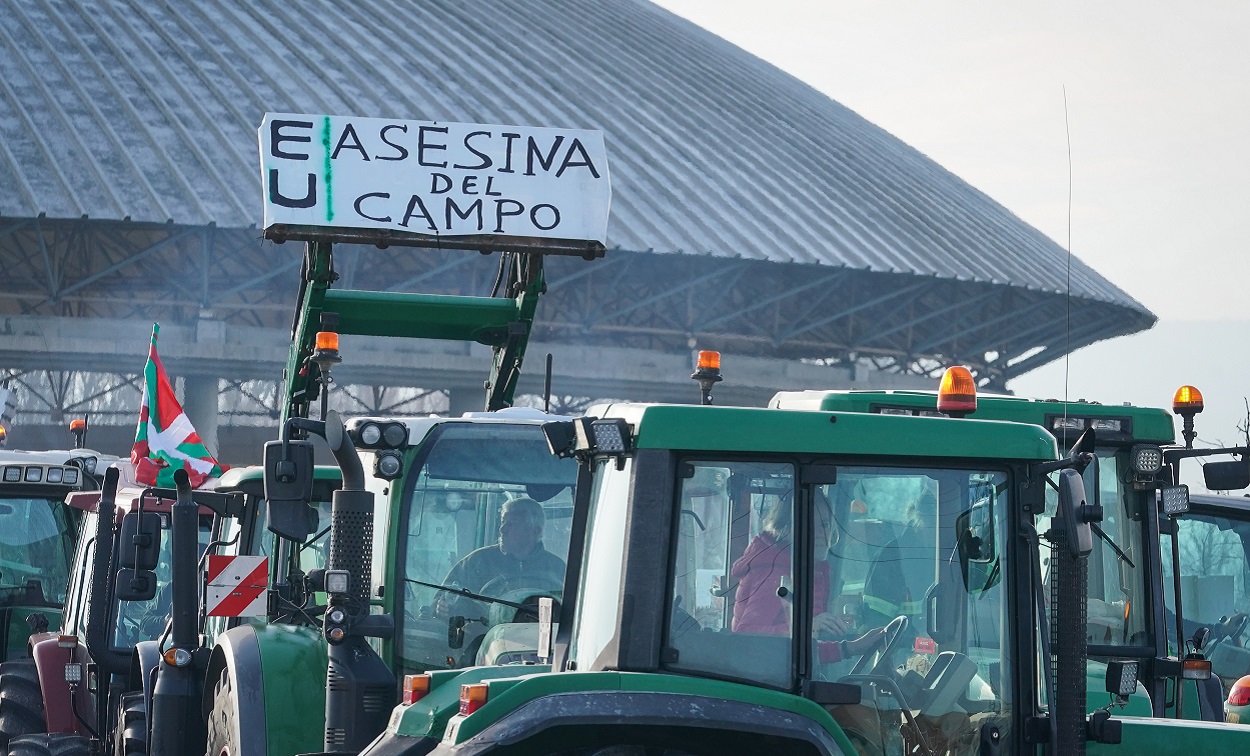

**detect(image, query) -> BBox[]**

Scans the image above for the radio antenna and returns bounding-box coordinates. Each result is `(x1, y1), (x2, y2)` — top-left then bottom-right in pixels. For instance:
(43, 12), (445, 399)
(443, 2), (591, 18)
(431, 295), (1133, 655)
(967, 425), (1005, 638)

(1062, 86), (1074, 424)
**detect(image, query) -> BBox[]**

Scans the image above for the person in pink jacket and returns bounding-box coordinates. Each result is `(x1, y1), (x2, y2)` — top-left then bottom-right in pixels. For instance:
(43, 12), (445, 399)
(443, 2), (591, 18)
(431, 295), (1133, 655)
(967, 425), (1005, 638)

(731, 490), (883, 662)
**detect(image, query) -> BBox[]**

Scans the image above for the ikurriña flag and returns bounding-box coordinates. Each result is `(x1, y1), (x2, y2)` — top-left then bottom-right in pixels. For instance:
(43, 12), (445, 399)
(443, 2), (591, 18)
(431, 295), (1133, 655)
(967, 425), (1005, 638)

(131, 323), (227, 487)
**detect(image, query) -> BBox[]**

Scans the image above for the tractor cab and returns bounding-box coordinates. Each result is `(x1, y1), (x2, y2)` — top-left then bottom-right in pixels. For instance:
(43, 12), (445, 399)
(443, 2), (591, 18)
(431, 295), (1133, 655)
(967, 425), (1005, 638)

(770, 377), (1250, 721)
(372, 401), (1131, 755)
(377, 410), (578, 674)
(1162, 493), (1250, 694)
(0, 446), (116, 660)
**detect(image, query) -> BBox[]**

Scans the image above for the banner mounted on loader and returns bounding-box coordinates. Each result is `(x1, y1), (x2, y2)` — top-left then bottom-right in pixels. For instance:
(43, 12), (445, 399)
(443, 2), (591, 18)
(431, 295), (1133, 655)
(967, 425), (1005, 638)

(259, 112), (611, 257)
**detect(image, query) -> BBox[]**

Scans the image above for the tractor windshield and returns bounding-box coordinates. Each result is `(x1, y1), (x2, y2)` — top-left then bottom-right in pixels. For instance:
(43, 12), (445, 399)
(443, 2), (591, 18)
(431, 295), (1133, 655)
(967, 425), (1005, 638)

(664, 459), (1013, 754)
(395, 422), (577, 673)
(1035, 449), (1151, 651)
(1162, 508), (1250, 687)
(111, 514), (213, 648)
(0, 497), (76, 608)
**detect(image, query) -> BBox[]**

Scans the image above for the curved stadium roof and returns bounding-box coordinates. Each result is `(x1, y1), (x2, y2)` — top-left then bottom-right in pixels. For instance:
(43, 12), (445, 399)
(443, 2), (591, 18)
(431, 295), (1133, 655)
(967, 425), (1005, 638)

(0, 0), (1154, 384)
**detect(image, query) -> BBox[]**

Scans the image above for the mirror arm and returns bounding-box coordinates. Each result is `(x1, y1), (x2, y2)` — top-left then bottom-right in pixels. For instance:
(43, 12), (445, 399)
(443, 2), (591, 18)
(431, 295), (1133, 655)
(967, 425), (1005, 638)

(1030, 453), (1094, 481)
(1165, 445), (1248, 464)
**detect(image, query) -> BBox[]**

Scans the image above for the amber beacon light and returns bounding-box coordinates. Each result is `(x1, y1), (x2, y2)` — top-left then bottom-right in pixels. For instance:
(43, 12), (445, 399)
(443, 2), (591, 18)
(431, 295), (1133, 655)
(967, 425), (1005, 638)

(936, 366), (978, 418)
(1172, 384), (1204, 449)
(691, 350), (723, 406)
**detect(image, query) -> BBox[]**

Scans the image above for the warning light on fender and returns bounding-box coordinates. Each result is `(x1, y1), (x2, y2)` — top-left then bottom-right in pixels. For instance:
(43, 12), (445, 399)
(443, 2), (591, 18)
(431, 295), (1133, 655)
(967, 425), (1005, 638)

(460, 683), (489, 715)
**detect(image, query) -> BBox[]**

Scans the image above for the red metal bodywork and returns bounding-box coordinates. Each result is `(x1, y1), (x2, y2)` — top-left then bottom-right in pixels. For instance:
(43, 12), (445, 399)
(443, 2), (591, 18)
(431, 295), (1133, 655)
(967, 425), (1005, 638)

(29, 633), (91, 735)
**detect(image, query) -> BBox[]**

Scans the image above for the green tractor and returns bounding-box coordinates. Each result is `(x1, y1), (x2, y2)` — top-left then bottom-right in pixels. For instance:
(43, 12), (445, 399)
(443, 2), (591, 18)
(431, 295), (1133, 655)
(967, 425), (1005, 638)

(1162, 491), (1250, 718)
(768, 374), (1250, 722)
(183, 112), (611, 756)
(361, 380), (1250, 755)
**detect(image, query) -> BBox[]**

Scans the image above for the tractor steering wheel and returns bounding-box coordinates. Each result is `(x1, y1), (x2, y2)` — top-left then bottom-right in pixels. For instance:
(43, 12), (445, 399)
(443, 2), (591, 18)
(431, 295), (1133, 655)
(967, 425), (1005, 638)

(848, 615), (910, 678)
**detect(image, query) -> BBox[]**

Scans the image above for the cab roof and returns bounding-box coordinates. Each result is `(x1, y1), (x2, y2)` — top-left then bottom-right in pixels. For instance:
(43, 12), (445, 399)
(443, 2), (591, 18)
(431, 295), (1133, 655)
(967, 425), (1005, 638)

(769, 389), (1175, 444)
(597, 402), (1058, 461)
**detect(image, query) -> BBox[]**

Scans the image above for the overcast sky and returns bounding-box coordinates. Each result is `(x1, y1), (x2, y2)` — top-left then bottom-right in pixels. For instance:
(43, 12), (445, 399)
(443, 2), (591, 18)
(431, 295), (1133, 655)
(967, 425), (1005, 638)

(654, 1), (1250, 482)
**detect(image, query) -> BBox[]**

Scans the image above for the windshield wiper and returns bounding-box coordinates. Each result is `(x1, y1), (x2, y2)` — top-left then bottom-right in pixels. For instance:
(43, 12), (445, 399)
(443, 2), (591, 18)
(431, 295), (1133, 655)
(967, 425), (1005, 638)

(1089, 522), (1135, 568)
(403, 577), (534, 612)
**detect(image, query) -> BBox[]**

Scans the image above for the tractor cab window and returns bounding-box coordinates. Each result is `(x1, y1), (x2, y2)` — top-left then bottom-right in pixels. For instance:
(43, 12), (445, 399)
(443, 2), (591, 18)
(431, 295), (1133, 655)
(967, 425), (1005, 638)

(818, 466), (1011, 756)
(1036, 449), (1150, 650)
(1162, 510), (1250, 687)
(112, 513), (213, 649)
(667, 460), (795, 689)
(0, 497), (76, 608)
(665, 460), (1013, 755)
(395, 422), (577, 673)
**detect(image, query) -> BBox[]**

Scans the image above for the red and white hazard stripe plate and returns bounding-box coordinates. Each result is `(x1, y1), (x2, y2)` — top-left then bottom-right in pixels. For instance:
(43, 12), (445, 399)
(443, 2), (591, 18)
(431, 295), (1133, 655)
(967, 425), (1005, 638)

(206, 555), (269, 617)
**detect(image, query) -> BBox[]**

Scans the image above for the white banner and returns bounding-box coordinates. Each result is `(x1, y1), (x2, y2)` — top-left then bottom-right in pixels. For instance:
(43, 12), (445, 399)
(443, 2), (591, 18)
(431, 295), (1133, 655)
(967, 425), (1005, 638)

(259, 113), (611, 246)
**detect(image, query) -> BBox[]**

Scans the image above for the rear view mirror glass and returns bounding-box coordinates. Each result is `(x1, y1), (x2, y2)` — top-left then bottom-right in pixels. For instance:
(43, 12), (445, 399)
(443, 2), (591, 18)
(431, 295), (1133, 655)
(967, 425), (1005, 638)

(114, 568), (157, 601)
(956, 497), (998, 592)
(1056, 468), (1094, 557)
(118, 512), (161, 571)
(263, 440), (316, 541)
(1203, 459), (1250, 491)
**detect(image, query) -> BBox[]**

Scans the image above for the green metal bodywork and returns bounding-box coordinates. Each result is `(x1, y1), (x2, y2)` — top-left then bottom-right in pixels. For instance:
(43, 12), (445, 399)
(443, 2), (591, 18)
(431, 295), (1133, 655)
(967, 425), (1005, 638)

(770, 389), (1176, 444)
(1087, 716), (1249, 753)
(254, 623), (330, 756)
(612, 402), (1057, 460)
(390, 665), (551, 744)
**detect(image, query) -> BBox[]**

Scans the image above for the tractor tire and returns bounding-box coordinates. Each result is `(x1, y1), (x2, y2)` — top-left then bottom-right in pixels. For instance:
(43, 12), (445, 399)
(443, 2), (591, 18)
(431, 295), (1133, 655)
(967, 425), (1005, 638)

(0, 660), (44, 750)
(112, 693), (146, 756)
(204, 668), (240, 756)
(6, 733), (90, 756)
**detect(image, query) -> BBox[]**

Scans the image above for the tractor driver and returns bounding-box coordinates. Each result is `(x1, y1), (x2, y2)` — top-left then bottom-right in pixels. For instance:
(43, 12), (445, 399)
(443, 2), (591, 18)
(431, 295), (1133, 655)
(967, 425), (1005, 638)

(436, 496), (565, 613)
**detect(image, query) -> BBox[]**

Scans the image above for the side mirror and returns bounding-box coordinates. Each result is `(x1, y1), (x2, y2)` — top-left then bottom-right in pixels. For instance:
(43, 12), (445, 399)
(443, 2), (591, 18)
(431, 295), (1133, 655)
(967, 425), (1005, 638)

(118, 512), (161, 571)
(114, 568), (157, 601)
(1056, 468), (1094, 557)
(956, 499), (998, 592)
(448, 615), (466, 649)
(1203, 459), (1250, 491)
(263, 440), (315, 541)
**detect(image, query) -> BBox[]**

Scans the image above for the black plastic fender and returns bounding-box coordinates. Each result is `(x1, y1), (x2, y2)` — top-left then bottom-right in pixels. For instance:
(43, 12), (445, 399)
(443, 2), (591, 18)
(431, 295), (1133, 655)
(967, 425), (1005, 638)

(130, 641), (162, 713)
(426, 691), (848, 755)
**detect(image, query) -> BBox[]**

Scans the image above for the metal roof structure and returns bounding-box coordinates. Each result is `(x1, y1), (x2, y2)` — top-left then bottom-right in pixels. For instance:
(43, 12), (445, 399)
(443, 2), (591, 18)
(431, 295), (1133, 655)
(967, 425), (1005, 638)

(0, 0), (1155, 426)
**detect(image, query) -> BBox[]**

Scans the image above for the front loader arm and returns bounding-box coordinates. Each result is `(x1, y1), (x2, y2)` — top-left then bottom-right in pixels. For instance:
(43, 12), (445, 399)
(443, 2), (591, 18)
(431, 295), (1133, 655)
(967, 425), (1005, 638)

(280, 243), (547, 425)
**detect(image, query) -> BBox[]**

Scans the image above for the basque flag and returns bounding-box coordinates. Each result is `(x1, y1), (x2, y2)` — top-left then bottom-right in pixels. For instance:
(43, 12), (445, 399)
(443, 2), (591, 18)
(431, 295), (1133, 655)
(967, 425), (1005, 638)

(131, 323), (227, 487)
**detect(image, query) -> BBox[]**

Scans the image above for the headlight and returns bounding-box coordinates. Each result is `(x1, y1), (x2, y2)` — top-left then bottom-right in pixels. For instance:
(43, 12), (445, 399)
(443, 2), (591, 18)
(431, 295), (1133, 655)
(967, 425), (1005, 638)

(382, 422), (407, 448)
(374, 450), (403, 480)
(359, 422), (382, 446)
